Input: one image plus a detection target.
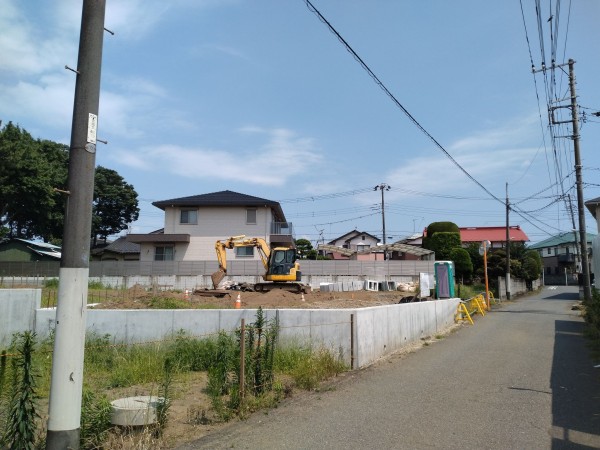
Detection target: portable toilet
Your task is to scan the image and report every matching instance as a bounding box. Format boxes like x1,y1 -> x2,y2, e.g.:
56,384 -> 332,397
434,261 -> 455,298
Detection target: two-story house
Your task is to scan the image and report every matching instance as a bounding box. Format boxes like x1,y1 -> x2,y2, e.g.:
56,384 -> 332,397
127,190 -> 293,262
529,232 -> 595,283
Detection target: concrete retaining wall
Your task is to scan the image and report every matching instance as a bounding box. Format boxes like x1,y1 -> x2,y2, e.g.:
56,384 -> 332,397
3,289 -> 459,369
0,274 -> 420,291
0,289 -> 41,346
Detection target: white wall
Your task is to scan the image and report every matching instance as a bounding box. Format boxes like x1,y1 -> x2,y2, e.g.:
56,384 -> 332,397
29,299 -> 460,368
1,289 -> 459,369
0,289 -> 41,347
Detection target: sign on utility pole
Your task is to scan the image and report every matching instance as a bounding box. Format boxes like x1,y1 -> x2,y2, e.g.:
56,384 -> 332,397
46,1 -> 106,449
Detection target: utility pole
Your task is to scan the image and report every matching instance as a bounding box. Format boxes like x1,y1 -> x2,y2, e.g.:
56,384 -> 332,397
374,183 -> 390,244
567,193 -> 581,275
46,1 -> 106,449
374,183 -> 390,261
569,59 -> 592,302
505,182 -> 511,300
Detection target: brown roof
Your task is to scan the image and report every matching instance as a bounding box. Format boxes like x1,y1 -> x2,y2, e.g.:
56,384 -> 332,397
127,233 -> 190,244
152,190 -> 286,221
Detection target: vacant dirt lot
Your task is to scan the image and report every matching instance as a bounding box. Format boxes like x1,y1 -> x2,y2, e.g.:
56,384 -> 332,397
89,284 -> 424,310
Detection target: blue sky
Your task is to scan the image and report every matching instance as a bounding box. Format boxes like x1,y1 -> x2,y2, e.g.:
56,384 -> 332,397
1,0 -> 599,246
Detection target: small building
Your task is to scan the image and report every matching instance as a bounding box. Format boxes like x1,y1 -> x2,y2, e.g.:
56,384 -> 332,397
91,236 -> 140,261
318,230 -> 434,261
319,230 -> 380,260
0,238 -> 61,262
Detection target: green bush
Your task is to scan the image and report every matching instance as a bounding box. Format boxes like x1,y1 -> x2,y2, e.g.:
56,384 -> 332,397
584,289 -> 600,339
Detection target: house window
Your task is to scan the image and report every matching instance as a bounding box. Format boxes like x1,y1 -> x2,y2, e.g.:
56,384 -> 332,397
155,246 -> 174,261
362,235 -> 365,240
180,209 -> 198,225
547,248 -> 551,255
246,208 -> 257,225
357,244 -> 370,252
236,246 -> 254,257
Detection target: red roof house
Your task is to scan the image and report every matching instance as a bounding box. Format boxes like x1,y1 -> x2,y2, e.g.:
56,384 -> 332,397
459,226 -> 529,248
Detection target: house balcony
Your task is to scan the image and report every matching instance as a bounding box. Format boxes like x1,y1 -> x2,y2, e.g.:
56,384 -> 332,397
270,222 -> 294,246
558,254 -> 575,264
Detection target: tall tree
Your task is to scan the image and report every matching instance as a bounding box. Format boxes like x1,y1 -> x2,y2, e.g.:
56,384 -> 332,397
0,122 -> 66,240
0,122 -> 139,244
92,167 -> 139,246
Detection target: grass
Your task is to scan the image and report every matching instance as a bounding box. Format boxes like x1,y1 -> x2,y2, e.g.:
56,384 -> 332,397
6,320 -> 349,448
456,283 -> 492,300
278,346 -> 347,390
32,331 -> 347,404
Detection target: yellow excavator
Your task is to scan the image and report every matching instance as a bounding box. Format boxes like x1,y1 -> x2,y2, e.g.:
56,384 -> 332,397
211,235 -> 306,293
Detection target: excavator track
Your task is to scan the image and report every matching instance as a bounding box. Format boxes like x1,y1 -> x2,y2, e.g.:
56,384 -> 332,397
254,282 -> 309,294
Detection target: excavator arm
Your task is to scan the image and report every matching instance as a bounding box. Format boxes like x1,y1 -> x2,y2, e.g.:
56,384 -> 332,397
211,235 -> 302,291
212,235 -> 243,288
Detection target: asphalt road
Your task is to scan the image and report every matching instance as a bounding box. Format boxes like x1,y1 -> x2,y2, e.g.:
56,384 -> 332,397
179,287 -> 600,449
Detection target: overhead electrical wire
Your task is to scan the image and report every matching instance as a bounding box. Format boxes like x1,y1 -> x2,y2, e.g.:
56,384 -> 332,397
519,0 -> 580,237
303,0 -> 505,207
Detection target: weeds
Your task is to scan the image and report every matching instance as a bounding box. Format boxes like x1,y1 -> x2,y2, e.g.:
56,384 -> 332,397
289,348 -> 347,390
80,388 -> 112,450
155,357 -> 175,436
1,332 -> 40,450
147,297 -> 190,309
2,320 -> 349,447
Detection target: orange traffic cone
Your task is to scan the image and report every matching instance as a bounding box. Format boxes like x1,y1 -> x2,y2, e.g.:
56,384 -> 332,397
235,293 -> 241,309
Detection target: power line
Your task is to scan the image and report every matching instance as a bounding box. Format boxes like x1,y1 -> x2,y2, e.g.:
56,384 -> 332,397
302,0 -> 504,206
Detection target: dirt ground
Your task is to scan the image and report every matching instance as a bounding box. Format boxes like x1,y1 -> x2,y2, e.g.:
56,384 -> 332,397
90,284 -> 424,310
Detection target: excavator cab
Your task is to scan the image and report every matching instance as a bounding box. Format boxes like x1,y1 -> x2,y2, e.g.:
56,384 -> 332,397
267,248 -> 298,277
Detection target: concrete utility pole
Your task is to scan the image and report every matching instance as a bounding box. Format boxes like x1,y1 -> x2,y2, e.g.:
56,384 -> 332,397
46,1 -> 106,449
374,183 -> 391,244
568,59 -> 592,302
505,182 -> 511,300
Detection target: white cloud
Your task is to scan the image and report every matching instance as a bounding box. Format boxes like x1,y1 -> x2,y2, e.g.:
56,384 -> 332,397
386,120 -> 541,200
113,128 -> 322,186
0,1 -> 78,76
0,73 -> 75,128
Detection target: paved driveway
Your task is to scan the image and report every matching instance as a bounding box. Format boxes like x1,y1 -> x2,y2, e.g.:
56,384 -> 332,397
179,287 -> 600,449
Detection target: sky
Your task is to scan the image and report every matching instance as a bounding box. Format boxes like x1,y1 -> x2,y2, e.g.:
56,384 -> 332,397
1,0 -> 600,247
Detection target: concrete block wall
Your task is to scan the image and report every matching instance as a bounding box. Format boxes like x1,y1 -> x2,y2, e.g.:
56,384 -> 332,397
0,289 -> 41,347
3,290 -> 459,369
33,300 -> 460,368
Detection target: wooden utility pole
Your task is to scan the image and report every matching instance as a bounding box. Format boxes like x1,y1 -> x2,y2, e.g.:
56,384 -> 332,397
568,59 -> 592,302
46,1 -> 106,448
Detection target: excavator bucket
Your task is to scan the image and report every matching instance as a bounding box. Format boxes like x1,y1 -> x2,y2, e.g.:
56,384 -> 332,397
211,269 -> 226,289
